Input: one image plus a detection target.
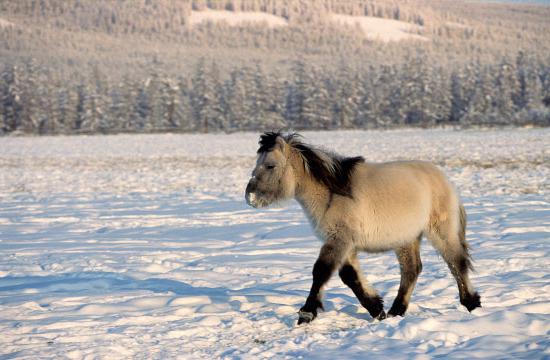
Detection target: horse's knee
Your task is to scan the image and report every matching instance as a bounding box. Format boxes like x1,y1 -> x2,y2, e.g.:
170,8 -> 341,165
402,269 -> 419,284
338,264 -> 359,287
407,257 -> 422,279
397,248 -> 422,281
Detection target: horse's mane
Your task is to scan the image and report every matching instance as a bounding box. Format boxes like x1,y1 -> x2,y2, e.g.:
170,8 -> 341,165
258,131 -> 365,197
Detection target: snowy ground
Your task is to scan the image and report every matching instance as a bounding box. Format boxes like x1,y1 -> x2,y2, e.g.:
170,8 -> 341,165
189,10 -> 288,28
329,14 -> 427,42
187,10 -> 427,42
0,128 -> 549,359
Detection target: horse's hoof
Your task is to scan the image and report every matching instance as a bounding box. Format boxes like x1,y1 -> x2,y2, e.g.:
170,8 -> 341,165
297,310 -> 316,325
461,292 -> 481,312
365,295 -> 385,320
388,302 -> 407,317
375,310 -> 387,321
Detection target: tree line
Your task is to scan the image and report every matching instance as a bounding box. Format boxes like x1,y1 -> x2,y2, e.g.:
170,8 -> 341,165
2,52 -> 548,135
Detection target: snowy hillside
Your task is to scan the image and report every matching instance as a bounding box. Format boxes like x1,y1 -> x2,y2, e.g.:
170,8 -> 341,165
188,10 -> 426,42
0,18 -> 15,29
0,129 -> 549,359
329,14 -> 427,42
188,10 -> 288,28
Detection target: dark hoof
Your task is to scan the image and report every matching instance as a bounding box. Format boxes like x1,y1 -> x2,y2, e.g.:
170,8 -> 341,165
364,295 -> 385,320
297,298 -> 323,325
461,292 -> 481,312
375,310 -> 387,321
388,302 -> 407,317
297,310 -> 316,324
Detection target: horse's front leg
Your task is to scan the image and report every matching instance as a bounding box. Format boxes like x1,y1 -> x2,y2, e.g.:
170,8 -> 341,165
298,240 -> 350,325
339,252 -> 386,320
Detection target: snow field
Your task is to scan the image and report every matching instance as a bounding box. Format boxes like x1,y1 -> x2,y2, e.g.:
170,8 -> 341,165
0,128 -> 549,359
188,9 -> 427,42
188,10 -> 288,28
329,14 -> 427,42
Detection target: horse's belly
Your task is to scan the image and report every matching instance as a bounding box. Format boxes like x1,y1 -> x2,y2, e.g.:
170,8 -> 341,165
354,207 -> 429,252
357,230 -> 421,253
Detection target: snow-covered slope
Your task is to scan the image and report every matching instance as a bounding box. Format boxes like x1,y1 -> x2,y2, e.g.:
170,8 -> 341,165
0,17 -> 14,29
0,129 -> 549,359
189,10 -> 288,28
187,10 -> 427,42
329,14 -> 427,42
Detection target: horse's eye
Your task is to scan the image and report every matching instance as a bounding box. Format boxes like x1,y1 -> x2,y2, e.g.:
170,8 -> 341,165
265,164 -> 276,170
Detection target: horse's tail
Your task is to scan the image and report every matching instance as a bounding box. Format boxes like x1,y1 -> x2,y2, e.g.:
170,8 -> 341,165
458,204 -> 473,271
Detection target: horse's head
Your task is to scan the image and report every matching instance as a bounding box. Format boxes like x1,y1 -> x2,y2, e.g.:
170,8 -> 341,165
245,132 -> 297,208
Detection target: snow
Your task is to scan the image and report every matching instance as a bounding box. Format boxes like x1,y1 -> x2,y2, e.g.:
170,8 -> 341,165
188,10 -> 288,28
187,10 -> 427,42
329,14 -> 428,42
1,128 -> 549,359
0,17 -> 15,29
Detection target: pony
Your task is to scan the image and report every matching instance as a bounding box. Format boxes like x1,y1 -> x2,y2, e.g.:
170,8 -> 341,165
245,131 -> 481,324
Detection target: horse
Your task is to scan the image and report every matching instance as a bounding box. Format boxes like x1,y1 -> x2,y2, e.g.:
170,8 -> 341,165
245,131 -> 481,324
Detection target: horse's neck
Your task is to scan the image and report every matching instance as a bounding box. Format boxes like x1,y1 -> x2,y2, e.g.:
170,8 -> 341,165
294,170 -> 331,229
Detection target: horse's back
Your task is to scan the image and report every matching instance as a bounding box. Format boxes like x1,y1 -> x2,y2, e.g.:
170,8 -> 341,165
355,160 -> 454,204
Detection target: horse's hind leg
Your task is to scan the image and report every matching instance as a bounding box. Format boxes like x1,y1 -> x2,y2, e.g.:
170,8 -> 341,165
339,252 -> 386,320
388,235 -> 422,317
428,205 -> 481,312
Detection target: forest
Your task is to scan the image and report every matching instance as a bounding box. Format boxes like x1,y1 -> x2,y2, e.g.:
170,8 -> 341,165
1,0 -> 549,134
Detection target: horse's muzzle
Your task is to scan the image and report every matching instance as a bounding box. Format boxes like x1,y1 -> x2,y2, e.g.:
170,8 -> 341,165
245,181 -> 258,208
245,191 -> 259,208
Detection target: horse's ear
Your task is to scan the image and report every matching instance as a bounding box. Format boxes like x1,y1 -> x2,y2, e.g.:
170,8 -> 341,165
276,136 -> 287,152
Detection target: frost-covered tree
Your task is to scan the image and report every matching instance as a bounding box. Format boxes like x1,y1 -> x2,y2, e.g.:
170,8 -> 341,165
0,65 -> 23,132
450,70 -> 467,123
176,77 -> 195,131
19,59 -> 42,132
56,87 -> 77,133
225,68 -> 247,130
191,58 -> 222,132
161,79 -> 181,129
135,81 -> 152,131
332,65 -> 360,129
463,64 -> 495,126
493,61 -> 518,123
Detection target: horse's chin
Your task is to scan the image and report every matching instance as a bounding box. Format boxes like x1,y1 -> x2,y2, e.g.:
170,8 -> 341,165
250,202 -> 265,209
245,192 -> 272,208
248,201 -> 270,209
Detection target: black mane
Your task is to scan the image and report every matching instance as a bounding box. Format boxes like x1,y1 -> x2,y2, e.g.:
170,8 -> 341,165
257,131 -> 285,153
257,131 -> 364,197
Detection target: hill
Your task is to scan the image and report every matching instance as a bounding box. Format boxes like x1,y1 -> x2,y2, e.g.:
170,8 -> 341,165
0,0 -> 549,134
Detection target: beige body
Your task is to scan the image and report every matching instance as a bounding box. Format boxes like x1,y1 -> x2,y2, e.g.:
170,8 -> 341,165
306,161 -> 459,254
